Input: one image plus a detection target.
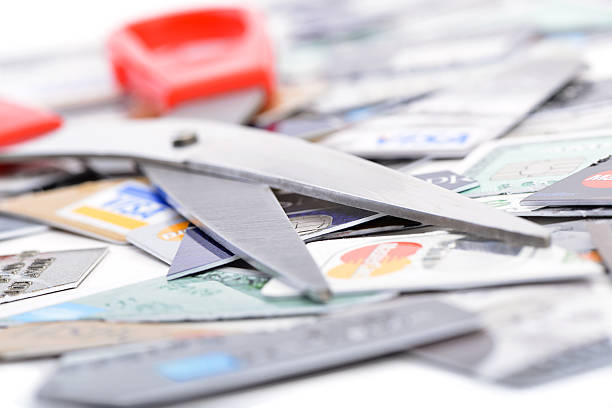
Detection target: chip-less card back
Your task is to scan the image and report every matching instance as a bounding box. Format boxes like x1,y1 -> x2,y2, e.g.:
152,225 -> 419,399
126,216 -> 190,264
459,132 -> 612,197
0,179 -> 178,243
0,247 -> 107,304
521,157 -> 612,206
262,231 -> 602,297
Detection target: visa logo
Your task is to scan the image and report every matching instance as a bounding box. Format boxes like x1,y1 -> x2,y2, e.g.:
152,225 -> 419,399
377,132 -> 469,146
102,186 -> 169,220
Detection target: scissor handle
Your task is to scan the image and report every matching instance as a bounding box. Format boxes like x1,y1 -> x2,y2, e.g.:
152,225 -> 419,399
0,100 -> 62,148
107,7 -> 276,113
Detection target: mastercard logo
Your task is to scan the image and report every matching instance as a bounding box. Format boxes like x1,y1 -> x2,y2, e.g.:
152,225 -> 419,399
326,241 -> 422,279
156,221 -> 189,242
582,170 -> 612,188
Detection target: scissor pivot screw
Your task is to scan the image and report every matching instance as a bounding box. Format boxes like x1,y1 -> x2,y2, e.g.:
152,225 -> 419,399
172,131 -> 199,147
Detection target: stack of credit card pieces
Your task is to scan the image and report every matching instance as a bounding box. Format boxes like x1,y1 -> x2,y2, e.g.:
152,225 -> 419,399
5,0 -> 612,406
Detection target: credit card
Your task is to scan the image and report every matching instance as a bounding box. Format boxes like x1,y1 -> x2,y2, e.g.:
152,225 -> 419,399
526,206 -> 612,217
414,282 -> 612,386
254,82 -> 326,127
414,170 -> 479,192
161,190 -> 385,279
167,206 -> 383,280
0,178 -> 178,243
0,160 -> 84,197
126,216 -> 190,264
509,79 -> 612,138
545,220 -> 598,256
38,299 -> 478,407
320,53 -> 581,158
125,190 -> 384,270
474,193 -> 544,215
307,216 -> 421,241
586,221 -> 612,272
0,215 -> 47,240
459,131 -> 612,197
521,156 -> 612,206
1,267 -> 391,324
0,247 -> 107,304
262,231 -> 602,297
167,228 -> 238,280
278,191 -> 384,232
289,206 -> 382,240
0,320 -> 225,360
0,48 -> 120,110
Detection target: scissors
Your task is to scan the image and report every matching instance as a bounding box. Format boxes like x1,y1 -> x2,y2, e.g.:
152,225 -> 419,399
0,117 -> 550,301
0,7 -> 550,302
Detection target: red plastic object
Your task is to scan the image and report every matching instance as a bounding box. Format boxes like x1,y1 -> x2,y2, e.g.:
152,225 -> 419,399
107,7 -> 276,113
0,100 -> 62,147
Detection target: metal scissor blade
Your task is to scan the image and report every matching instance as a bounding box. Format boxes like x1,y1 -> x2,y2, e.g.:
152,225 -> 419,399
1,118 -> 549,247
142,164 -> 331,302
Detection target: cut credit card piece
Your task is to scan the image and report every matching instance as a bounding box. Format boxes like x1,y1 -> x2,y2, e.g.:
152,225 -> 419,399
1,268 -> 391,325
320,53 -> 581,158
262,231 -> 602,297
475,193 -> 545,215
526,207 -> 612,218
459,131 -> 612,197
0,160 -> 85,197
38,299 -> 479,407
414,170 -> 479,193
167,207 -> 397,280
0,321 -> 224,361
0,215 -> 47,240
509,79 -> 612,138
129,193 -> 384,270
167,207 -> 384,280
586,221 -> 612,272
0,48 -> 119,110
309,217 -> 421,241
289,205 -> 382,240
279,190 -> 384,240
126,216 -> 190,264
0,178 -> 178,243
545,220 -> 598,256
0,247 -> 106,304
521,156 -> 612,206
144,163 -> 331,302
168,228 -> 238,280
414,282 -> 612,386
